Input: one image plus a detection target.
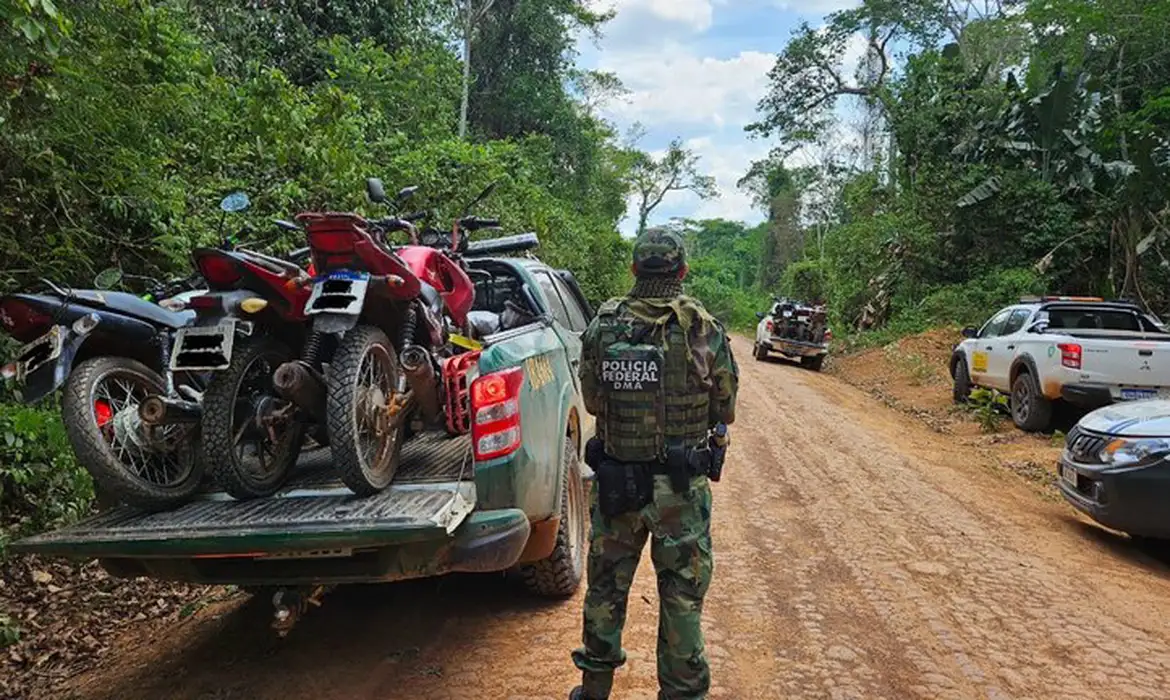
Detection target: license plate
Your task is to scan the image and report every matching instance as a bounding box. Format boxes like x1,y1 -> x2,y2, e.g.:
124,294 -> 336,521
782,310 -> 792,318
15,326 -> 64,382
1060,464 -> 1079,488
1120,388 -> 1158,401
170,320 -> 237,371
306,270 -> 369,316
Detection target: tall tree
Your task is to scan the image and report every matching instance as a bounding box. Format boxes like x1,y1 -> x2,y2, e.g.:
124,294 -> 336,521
628,139 -> 718,236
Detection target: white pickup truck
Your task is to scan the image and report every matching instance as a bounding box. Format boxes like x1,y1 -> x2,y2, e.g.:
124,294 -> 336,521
950,297 -> 1170,432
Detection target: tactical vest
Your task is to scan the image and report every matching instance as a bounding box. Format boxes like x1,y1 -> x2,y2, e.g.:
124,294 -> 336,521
595,299 -> 710,462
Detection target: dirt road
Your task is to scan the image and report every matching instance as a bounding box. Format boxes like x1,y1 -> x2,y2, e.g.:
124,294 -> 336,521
56,336 -> 1170,700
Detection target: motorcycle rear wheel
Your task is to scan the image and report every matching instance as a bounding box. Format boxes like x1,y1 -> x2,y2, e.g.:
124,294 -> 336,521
62,356 -> 202,512
203,337 -> 307,499
326,325 -> 407,496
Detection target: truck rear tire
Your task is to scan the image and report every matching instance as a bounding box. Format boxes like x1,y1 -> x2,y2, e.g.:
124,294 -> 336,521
801,355 -> 825,372
519,437 -> 585,598
1011,371 -> 1052,432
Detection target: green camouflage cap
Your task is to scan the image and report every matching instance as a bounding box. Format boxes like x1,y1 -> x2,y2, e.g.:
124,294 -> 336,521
632,227 -> 686,276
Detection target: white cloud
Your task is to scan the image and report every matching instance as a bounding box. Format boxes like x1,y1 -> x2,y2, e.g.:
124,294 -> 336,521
590,0 -> 714,32
772,0 -> 860,15
600,47 -> 774,128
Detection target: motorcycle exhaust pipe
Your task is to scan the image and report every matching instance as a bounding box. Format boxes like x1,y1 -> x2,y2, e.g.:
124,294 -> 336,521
139,395 -> 202,426
273,361 -> 326,422
400,346 -> 442,424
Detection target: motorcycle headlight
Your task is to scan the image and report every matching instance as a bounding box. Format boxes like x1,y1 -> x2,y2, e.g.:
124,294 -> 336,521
1100,437 -> 1170,467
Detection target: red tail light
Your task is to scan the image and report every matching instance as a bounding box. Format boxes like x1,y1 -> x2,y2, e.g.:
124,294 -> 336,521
1058,343 -> 1082,369
308,232 -> 357,253
0,297 -> 52,341
186,295 -> 221,310
195,254 -> 242,287
470,367 -> 524,460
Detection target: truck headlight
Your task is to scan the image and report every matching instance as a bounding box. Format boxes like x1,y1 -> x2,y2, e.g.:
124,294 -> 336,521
1100,437 -> 1170,466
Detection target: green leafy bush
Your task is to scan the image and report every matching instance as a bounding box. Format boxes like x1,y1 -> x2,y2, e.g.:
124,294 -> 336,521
0,401 -> 92,539
967,387 -> 1009,433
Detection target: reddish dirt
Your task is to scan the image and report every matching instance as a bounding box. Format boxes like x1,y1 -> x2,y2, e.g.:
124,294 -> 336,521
13,334 -> 1170,699
829,327 -> 1065,490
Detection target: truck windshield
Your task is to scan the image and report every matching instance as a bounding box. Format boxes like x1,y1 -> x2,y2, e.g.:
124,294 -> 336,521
1039,308 -> 1150,332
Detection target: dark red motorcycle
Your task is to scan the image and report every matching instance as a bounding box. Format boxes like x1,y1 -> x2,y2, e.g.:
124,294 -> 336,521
272,181 -> 498,495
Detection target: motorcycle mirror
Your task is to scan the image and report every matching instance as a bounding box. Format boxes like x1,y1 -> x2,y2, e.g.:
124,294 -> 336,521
220,191 -> 250,213
94,267 -> 123,290
366,178 -> 387,203
394,185 -> 418,203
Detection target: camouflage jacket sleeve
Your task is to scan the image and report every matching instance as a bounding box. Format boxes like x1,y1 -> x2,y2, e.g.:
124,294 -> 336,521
578,314 -> 603,416
704,320 -> 739,425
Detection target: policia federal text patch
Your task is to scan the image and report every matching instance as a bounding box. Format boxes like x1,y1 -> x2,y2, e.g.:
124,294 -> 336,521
601,346 -> 663,392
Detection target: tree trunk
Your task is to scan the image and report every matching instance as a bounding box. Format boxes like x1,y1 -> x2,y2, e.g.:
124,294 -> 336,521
459,0 -> 472,140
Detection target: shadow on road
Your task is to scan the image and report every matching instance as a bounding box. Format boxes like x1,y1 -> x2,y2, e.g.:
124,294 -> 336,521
74,573 -> 564,700
1061,516 -> 1170,577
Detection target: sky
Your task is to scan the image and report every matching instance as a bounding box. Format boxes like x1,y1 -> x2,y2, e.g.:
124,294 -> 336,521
575,0 -> 865,236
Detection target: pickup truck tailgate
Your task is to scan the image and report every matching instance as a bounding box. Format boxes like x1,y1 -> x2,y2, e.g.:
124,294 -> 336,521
13,433 -> 475,559
1068,332 -> 1170,391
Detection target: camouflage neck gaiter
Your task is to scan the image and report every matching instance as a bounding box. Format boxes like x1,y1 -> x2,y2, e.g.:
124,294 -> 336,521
630,276 -> 683,299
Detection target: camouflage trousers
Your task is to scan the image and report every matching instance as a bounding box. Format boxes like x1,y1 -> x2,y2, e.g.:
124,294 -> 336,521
572,474 -> 714,700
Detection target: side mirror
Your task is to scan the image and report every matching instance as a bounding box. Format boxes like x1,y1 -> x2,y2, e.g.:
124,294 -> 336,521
94,267 -> 123,290
961,325 -> 979,339
756,312 -> 766,320
219,192 -> 250,213
366,178 -> 387,203
395,185 -> 418,203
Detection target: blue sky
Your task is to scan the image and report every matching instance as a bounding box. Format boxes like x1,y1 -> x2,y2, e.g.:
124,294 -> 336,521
575,0 -> 865,235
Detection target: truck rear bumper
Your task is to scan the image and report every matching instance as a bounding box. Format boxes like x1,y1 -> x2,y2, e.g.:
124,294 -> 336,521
762,338 -> 826,357
1062,383 -> 1115,410
94,507 -> 532,587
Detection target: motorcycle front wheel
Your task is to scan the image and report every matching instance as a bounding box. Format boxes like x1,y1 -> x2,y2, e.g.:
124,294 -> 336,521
326,325 -> 407,496
202,336 -> 307,500
61,356 -> 202,512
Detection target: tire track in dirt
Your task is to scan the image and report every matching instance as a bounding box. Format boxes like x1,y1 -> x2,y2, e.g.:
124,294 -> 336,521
40,336 -> 1170,700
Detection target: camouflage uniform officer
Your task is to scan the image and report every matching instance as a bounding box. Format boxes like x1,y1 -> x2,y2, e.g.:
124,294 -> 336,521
570,227 -> 739,700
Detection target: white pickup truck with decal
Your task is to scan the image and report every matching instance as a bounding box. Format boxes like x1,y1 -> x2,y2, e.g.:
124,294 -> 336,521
950,297 -> 1170,432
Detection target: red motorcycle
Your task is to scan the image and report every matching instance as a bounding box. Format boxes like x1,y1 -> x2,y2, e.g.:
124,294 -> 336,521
274,181 -> 498,495
147,210 -> 321,500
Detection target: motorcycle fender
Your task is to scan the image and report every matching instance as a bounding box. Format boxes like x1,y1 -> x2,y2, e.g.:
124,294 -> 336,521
314,312 -> 359,336
20,327 -> 90,404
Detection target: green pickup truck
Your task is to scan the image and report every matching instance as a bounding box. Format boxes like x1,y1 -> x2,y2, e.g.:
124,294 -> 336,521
12,238 -> 596,632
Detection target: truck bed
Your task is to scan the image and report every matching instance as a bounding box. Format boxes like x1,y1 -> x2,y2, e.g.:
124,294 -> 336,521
13,431 -> 475,559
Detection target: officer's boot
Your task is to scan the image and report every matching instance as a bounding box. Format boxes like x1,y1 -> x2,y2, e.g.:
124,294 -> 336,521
568,687 -> 607,700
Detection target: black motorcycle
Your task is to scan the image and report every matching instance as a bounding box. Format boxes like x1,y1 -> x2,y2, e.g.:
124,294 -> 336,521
0,269 -> 207,511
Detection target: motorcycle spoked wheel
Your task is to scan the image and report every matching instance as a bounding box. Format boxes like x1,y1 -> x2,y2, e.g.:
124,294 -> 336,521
326,325 -> 409,496
202,336 -> 307,500
61,356 -> 203,512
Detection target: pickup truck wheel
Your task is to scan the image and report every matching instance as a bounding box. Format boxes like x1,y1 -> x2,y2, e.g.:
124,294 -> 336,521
753,343 -> 768,361
520,437 -> 586,598
801,355 -> 825,372
952,358 -> 972,403
1011,372 -> 1053,432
